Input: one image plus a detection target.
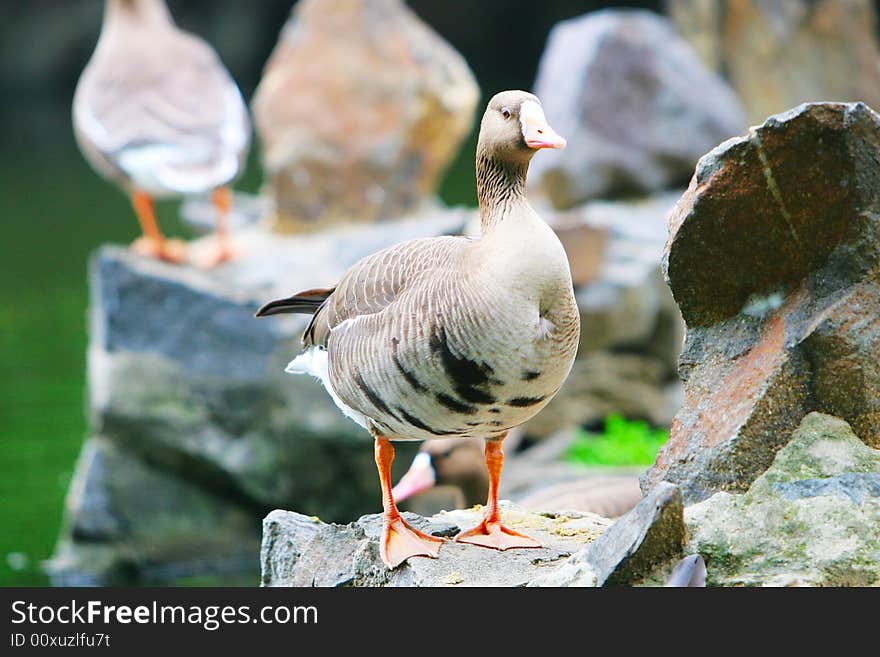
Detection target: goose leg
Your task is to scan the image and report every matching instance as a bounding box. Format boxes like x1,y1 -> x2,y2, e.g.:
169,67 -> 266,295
195,187 -> 237,268
130,191 -> 187,263
455,435 -> 542,550
375,436 -> 443,568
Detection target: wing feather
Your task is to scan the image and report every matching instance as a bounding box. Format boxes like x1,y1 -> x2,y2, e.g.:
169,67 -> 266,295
303,235 -> 472,349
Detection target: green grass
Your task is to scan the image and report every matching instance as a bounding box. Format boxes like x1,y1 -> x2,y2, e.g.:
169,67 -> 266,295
566,415 -> 669,468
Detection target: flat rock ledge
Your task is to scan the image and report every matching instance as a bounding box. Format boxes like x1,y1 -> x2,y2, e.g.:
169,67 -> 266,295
261,484 -> 686,587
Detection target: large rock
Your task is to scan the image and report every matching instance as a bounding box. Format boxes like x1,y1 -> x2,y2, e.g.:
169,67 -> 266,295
252,0 -> 479,232
686,413 -> 880,586
668,0 -> 880,125
643,102 -> 880,504
529,9 -> 745,209
52,209 -> 468,585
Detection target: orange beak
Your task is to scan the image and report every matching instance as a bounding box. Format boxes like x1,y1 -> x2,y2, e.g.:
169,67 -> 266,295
521,100 -> 566,150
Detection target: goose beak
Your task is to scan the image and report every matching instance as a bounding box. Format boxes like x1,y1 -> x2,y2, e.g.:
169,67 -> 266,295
521,100 -> 566,150
391,452 -> 436,503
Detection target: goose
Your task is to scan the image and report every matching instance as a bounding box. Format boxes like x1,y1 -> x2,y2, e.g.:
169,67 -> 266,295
257,90 -> 578,568
73,0 -> 250,266
392,437 -> 643,519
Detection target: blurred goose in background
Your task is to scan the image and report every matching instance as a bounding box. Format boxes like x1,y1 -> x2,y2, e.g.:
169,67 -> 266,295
393,437 -> 643,518
73,0 -> 250,266
257,91 -> 576,568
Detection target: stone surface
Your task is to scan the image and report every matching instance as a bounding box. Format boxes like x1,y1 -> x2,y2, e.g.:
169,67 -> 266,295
529,482 -> 685,587
252,0 -> 479,232
52,209 -> 468,585
668,0 -> 880,125
644,102 -> 880,503
529,9 -> 745,208
261,503 -> 612,587
48,437 -> 260,586
686,413 -> 880,586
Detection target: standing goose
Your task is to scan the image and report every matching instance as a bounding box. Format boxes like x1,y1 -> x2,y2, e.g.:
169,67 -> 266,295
257,90 -> 579,568
73,0 -> 250,266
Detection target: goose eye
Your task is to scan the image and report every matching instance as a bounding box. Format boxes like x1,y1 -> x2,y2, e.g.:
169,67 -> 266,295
501,107 -> 511,119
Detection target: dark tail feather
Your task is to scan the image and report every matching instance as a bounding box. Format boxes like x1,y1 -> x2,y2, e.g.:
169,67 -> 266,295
255,288 -> 333,317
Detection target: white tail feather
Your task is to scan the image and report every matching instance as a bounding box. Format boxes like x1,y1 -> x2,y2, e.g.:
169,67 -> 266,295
286,348 -> 368,429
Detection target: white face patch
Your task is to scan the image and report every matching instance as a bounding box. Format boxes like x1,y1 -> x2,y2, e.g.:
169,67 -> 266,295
412,452 -> 435,480
519,100 -> 548,134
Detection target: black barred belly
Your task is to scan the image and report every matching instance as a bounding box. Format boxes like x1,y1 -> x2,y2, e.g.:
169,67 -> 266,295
362,327 -> 557,441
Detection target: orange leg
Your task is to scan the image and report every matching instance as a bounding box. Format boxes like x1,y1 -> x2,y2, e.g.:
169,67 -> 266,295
195,187 -> 237,268
130,191 -> 186,263
375,436 -> 443,568
455,435 -> 542,550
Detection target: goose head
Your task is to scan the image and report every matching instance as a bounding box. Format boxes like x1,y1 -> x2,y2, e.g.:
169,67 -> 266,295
478,90 -> 566,161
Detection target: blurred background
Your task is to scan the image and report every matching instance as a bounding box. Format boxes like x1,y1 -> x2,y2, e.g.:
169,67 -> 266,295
3,0 -> 879,586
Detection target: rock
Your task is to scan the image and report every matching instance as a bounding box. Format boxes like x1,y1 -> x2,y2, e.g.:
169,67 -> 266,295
48,437 -> 260,586
53,209 -> 468,585
668,0 -> 880,125
524,193 -> 686,436
644,102 -> 880,504
529,9 -> 745,208
261,503 -> 613,587
252,0 -> 479,232
546,216 -> 608,288
530,482 -> 684,586
686,412 -> 880,586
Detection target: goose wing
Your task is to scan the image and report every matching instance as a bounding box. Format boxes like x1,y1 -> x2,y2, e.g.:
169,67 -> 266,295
307,235 -> 472,348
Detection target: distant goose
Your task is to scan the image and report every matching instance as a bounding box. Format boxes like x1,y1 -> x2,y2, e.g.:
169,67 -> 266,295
393,437 -> 643,518
73,0 -> 250,266
257,91 -> 578,568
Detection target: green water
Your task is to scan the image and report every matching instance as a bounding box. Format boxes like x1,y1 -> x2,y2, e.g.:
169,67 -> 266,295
0,125 -> 477,586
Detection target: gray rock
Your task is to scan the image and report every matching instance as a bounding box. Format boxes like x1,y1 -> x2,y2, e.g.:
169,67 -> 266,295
668,0 -> 880,125
48,437 -> 260,586
530,9 -> 745,208
530,482 -> 684,587
686,412 -> 880,586
261,502 -> 613,587
644,102 -> 880,503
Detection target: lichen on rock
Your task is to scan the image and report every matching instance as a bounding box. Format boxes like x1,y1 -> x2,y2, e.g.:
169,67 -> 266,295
686,413 -> 880,587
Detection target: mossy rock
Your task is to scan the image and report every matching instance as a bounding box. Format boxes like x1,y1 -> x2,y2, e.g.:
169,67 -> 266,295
686,412 -> 880,586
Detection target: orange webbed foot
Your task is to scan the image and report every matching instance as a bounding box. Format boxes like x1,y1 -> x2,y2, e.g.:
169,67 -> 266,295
131,236 -> 188,264
192,240 -> 241,269
381,515 -> 444,569
455,518 -> 542,551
